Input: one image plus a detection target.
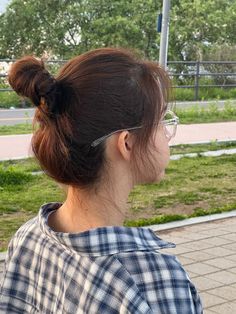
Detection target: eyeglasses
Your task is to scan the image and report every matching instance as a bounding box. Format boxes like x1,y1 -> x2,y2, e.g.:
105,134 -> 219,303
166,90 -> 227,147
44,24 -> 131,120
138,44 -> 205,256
161,110 -> 179,141
91,110 -> 179,147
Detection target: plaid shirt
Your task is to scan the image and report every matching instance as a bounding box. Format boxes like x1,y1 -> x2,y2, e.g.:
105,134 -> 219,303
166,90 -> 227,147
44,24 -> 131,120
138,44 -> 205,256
0,202 -> 202,313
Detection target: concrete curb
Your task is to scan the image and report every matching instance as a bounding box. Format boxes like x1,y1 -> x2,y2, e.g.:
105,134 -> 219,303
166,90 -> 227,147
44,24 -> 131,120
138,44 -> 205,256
170,148 -> 236,160
170,138 -> 236,146
146,209 -> 236,232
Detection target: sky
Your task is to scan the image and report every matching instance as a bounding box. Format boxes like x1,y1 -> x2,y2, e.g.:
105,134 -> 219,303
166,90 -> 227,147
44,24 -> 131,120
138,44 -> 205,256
0,0 -> 10,14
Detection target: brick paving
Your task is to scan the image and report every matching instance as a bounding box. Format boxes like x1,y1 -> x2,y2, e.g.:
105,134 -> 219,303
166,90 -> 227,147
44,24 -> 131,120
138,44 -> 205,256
158,217 -> 236,313
1,217 -> 236,312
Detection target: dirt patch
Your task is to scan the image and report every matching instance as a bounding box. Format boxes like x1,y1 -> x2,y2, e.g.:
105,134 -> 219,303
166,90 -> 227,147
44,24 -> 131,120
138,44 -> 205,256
126,200 -> 211,221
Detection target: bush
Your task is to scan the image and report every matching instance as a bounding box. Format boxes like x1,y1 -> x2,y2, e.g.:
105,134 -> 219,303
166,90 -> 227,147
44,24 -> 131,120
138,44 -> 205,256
0,166 -> 33,186
175,101 -> 236,124
174,88 -> 194,101
174,87 -> 236,101
0,92 -> 32,108
0,87 -> 235,109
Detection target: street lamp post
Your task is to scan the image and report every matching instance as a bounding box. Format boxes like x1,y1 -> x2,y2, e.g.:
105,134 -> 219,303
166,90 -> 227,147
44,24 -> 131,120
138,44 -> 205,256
159,0 -> 171,69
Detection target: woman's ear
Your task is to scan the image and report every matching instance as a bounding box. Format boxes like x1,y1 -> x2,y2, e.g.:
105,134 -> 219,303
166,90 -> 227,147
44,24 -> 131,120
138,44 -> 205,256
117,131 -> 134,161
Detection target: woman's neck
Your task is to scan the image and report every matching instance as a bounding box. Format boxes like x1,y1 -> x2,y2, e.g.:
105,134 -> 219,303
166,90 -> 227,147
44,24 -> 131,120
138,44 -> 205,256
48,180 -> 132,233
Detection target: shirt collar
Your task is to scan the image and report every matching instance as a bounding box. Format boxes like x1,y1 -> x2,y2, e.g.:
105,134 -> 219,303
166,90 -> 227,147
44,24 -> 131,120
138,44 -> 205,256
38,202 -> 175,257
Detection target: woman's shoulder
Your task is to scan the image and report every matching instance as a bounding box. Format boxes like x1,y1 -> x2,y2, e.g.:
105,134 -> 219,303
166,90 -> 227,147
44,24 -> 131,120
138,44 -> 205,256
6,215 -> 38,253
113,250 -> 202,313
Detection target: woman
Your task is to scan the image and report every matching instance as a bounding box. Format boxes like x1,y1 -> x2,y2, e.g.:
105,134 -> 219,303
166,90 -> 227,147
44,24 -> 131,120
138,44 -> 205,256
0,48 -> 202,313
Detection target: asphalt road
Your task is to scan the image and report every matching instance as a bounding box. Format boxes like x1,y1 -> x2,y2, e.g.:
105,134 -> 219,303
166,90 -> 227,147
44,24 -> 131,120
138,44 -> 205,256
0,100 -> 235,126
0,108 -> 34,126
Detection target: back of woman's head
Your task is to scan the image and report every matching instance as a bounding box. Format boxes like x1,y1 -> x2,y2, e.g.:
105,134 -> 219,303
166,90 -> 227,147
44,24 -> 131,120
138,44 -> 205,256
8,48 -> 171,188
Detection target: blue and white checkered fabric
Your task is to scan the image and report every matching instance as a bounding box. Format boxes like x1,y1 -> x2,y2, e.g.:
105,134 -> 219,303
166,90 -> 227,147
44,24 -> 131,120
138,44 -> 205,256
0,202 -> 202,313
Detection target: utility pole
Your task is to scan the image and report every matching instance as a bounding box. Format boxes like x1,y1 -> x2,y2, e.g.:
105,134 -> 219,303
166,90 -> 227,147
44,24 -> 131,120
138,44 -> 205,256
159,0 -> 171,69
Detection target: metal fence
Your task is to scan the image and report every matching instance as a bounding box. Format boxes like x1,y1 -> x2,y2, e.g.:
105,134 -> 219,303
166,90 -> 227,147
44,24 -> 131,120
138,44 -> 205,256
168,61 -> 236,100
1,59 -> 236,101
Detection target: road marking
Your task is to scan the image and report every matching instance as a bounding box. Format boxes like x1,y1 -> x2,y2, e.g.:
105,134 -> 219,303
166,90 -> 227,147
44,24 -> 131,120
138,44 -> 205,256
0,118 -> 33,121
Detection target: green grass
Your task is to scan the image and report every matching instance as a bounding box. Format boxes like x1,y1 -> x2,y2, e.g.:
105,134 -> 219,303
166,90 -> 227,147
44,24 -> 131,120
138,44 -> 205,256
125,203 -> 236,227
0,212 -> 36,251
0,166 -> 64,251
1,86 -> 236,108
126,154 -> 236,225
125,214 -> 186,227
0,166 -> 33,186
0,152 -> 235,251
175,87 -> 236,101
175,102 -> 236,124
0,158 -> 41,173
0,92 -> 31,109
0,123 -> 33,135
0,173 -> 64,215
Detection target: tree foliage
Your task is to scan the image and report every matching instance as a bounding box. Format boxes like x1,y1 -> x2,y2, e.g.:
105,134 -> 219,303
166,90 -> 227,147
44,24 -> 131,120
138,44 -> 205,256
170,0 -> 236,61
0,0 -> 235,61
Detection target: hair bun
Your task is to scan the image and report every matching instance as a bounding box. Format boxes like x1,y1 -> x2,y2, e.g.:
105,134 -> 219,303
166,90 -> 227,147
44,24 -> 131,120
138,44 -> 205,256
8,56 -> 59,113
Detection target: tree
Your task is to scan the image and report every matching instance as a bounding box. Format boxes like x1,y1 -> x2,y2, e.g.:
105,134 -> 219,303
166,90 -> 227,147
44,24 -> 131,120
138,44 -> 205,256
81,0 -> 162,58
0,0 -> 85,58
0,0 -> 235,62
169,0 -> 236,61
0,0 -> 161,59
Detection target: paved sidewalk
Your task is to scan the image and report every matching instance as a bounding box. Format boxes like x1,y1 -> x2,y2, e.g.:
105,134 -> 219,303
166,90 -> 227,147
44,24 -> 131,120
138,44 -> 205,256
1,216 -> 236,312
0,133 -> 33,160
170,121 -> 236,145
158,217 -> 236,313
0,121 -> 236,160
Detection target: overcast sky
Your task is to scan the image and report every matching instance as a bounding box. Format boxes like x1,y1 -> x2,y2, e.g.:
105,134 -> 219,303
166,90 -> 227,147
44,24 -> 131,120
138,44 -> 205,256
0,0 -> 10,14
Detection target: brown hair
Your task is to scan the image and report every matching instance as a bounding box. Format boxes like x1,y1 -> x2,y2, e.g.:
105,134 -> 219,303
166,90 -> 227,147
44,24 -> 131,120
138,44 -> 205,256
8,48 -> 171,188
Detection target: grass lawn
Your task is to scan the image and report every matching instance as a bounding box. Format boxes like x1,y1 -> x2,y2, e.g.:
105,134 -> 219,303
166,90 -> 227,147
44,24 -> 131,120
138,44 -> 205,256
0,157 -> 41,173
175,102 -> 236,124
0,152 -> 236,251
0,88 -> 236,108
0,123 -> 33,135
126,154 -> 236,226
